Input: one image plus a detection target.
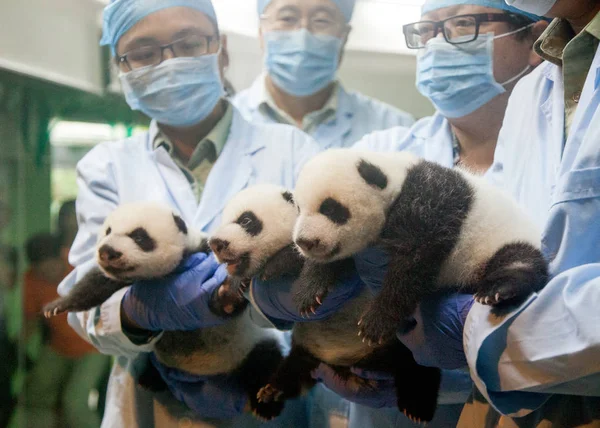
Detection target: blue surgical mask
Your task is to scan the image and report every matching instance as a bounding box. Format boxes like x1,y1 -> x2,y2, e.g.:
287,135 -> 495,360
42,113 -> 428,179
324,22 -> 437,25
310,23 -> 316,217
505,0 -> 556,16
119,55 -> 224,127
264,29 -> 342,97
416,27 -> 532,118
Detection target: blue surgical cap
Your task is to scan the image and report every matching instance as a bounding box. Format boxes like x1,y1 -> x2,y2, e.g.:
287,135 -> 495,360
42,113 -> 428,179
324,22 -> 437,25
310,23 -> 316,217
101,0 -> 218,54
257,0 -> 356,23
421,0 -> 543,22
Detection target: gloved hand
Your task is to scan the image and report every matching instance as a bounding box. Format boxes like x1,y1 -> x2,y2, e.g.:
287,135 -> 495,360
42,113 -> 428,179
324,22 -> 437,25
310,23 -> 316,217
397,291 -> 474,370
251,271 -> 365,328
311,364 -> 397,408
150,354 -> 247,420
121,252 -> 228,332
354,246 -> 474,370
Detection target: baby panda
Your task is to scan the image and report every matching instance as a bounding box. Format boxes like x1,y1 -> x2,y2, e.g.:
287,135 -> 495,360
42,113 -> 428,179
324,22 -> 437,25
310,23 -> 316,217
293,149 -> 549,346
43,201 -> 208,317
210,184 -> 443,424
43,201 -> 286,421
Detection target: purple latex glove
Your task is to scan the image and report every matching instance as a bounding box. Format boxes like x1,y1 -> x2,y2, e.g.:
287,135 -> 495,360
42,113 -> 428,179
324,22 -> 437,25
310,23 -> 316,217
251,271 -> 365,329
397,292 -> 474,370
122,252 -> 229,331
151,354 -> 247,419
311,364 -> 397,409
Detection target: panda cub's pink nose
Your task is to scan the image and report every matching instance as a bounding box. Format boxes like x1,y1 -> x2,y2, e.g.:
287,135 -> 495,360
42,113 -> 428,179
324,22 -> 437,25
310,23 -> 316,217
296,238 -> 320,252
98,245 -> 122,263
210,238 -> 229,255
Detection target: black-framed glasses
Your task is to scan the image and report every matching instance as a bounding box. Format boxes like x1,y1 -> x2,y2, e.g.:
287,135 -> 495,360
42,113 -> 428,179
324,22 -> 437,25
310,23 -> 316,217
117,34 -> 219,71
403,13 -> 522,49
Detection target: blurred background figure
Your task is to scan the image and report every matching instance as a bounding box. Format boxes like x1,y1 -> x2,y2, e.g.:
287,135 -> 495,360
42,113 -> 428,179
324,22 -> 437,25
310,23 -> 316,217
11,200 -> 111,428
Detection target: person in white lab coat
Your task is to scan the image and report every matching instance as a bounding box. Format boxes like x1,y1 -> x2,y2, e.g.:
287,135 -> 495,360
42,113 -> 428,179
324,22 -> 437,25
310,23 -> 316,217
250,1 -> 548,427
57,1 -> 320,426
232,0 -> 415,149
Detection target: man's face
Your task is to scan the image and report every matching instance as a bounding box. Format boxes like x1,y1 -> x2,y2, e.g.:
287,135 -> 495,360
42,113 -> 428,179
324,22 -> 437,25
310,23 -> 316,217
259,0 -> 351,59
116,7 -> 221,73
421,5 -> 535,87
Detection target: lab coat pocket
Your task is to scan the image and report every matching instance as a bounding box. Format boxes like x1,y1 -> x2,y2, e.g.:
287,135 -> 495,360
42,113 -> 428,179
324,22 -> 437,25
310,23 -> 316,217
551,167 -> 600,205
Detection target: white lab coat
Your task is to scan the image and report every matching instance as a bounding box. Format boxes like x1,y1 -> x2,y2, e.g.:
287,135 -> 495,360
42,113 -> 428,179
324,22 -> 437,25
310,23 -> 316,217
461,45 -> 600,426
232,76 -> 415,149
58,108 -> 320,427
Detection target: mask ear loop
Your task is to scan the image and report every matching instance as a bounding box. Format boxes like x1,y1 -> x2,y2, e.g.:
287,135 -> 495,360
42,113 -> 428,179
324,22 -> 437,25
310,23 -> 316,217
492,23 -> 536,86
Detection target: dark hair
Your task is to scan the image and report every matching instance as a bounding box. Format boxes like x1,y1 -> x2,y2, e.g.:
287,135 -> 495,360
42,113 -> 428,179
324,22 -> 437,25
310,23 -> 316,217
25,233 -> 62,264
57,199 -> 77,245
505,12 -> 536,42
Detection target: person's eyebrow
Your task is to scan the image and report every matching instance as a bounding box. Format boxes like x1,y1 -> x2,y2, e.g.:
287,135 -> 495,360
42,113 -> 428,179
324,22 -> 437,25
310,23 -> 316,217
121,37 -> 160,54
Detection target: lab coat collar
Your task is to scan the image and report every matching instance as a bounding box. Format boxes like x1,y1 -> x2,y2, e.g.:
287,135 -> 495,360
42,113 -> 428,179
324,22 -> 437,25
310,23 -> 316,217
245,75 -> 355,149
413,112 -> 451,139
145,108 -> 263,231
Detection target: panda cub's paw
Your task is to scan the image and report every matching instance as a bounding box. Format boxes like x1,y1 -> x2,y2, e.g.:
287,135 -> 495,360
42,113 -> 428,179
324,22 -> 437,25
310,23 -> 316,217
292,278 -> 329,318
42,299 -> 67,318
249,394 -> 285,421
358,306 -> 398,347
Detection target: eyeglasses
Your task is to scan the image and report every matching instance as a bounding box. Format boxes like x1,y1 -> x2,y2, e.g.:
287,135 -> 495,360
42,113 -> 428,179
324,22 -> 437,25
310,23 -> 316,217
260,11 -> 346,36
117,34 -> 219,71
403,13 -> 523,49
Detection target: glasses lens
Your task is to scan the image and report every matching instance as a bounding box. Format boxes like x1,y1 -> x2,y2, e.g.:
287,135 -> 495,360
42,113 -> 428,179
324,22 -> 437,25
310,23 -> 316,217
444,15 -> 478,44
172,34 -> 212,58
126,46 -> 162,69
404,22 -> 435,48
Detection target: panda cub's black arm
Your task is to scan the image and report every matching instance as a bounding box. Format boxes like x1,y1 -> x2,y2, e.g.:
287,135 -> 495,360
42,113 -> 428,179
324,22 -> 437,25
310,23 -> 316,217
43,268 -> 128,318
259,244 -> 305,281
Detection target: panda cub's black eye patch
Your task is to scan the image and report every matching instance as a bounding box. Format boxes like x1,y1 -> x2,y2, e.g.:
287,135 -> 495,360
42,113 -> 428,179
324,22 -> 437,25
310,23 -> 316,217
319,198 -> 350,225
128,228 -> 156,252
236,211 -> 263,236
106,227 -> 112,236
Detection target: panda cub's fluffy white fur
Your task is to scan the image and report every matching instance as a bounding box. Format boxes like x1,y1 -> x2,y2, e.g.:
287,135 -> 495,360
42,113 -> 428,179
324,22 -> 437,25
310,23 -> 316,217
44,201 -> 285,421
293,149 -> 548,344
210,184 -> 443,423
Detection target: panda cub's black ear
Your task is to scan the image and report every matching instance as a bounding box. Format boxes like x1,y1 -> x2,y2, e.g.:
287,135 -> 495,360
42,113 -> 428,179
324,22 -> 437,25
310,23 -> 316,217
282,191 -> 295,205
173,214 -> 188,235
357,159 -> 388,190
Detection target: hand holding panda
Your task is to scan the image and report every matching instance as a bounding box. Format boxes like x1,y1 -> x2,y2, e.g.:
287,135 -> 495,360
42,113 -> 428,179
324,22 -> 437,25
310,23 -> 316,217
43,201 -> 288,421
210,184 -> 443,424
293,149 -> 549,346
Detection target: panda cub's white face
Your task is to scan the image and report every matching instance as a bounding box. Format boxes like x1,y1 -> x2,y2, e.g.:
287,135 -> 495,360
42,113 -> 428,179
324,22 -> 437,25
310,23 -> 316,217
293,149 -> 418,262
95,202 -> 192,281
210,184 -> 298,278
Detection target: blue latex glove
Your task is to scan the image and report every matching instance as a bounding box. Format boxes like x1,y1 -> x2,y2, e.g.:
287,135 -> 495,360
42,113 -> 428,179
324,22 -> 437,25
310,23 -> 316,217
122,252 -> 229,331
354,247 -> 474,370
397,291 -> 474,370
150,354 -> 247,419
311,364 -> 397,409
251,271 -> 365,328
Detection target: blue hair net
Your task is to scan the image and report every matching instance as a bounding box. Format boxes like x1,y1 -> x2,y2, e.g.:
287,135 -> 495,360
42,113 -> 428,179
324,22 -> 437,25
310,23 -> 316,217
101,0 -> 218,54
257,0 -> 356,23
421,0 -> 543,22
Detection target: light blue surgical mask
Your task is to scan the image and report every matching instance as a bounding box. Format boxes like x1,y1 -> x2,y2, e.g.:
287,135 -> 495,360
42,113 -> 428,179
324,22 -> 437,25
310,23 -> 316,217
505,0 -> 556,16
264,29 -> 343,97
119,54 -> 224,127
416,27 -> 532,119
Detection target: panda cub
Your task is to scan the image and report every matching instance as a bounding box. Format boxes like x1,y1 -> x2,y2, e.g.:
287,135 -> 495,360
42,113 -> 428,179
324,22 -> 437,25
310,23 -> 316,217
293,149 -> 549,345
210,184 -> 443,424
43,201 -> 286,421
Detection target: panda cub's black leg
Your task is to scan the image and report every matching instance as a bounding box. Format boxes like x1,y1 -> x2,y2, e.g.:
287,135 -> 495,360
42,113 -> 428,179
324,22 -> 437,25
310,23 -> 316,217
256,344 -> 320,406
475,242 -> 549,311
43,269 -> 128,318
234,339 -> 285,421
138,361 -> 168,392
358,255 -> 440,345
259,244 -> 305,281
292,258 -> 355,317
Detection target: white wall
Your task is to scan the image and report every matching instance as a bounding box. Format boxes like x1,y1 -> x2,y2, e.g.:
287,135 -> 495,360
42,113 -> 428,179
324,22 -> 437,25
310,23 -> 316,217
0,0 -> 105,93
225,32 -> 434,119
